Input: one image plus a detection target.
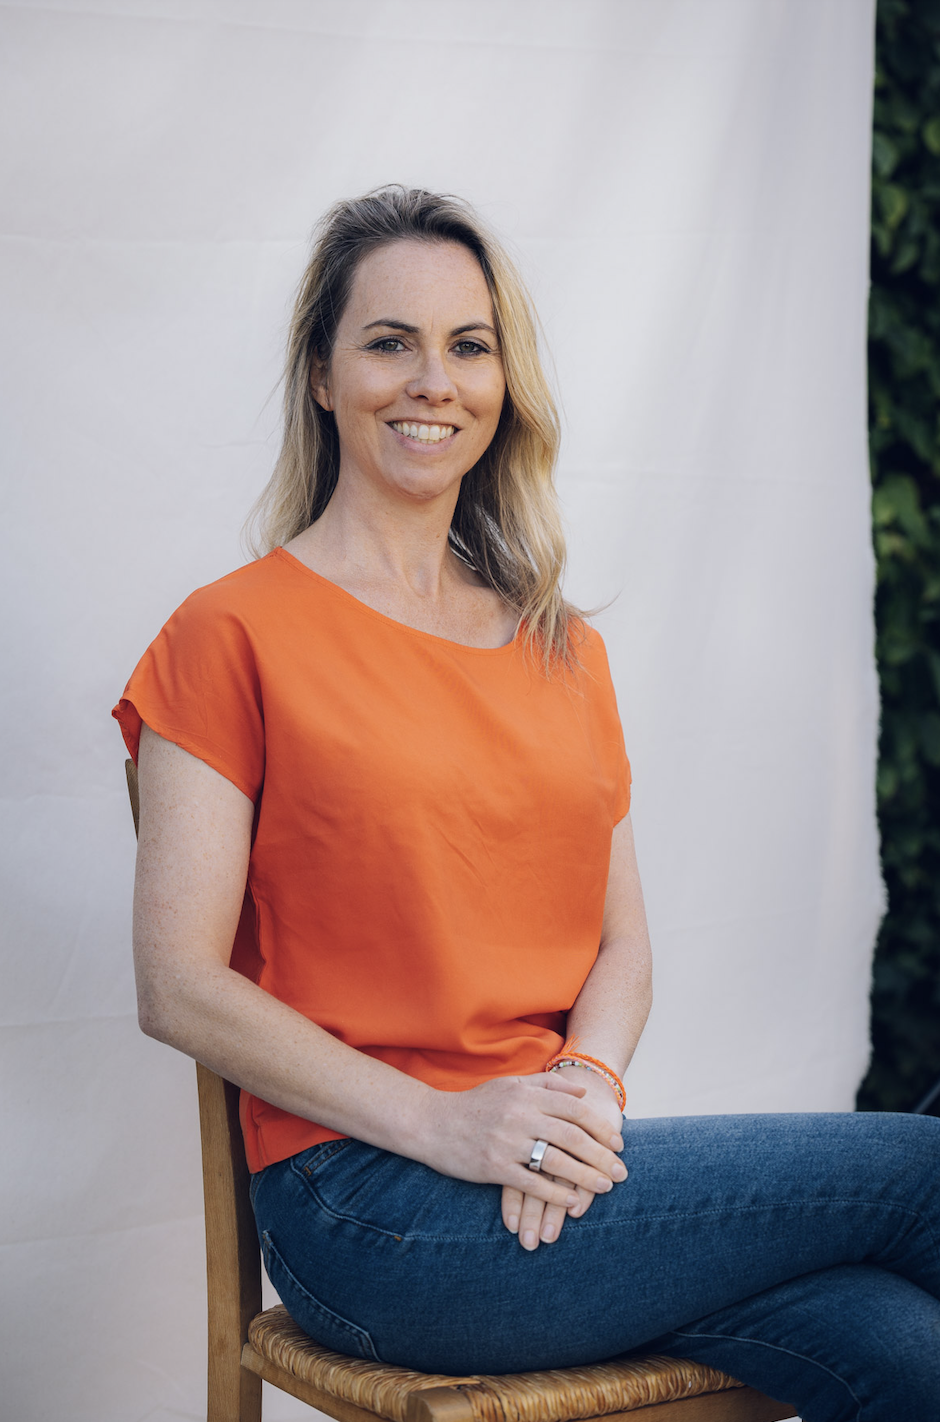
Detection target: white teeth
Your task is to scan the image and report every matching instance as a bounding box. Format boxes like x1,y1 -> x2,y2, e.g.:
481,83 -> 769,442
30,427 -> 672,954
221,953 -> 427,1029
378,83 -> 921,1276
390,421 -> 455,443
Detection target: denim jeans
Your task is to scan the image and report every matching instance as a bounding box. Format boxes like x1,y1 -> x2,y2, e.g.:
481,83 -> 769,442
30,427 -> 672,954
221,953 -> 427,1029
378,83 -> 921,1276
250,1112 -> 940,1421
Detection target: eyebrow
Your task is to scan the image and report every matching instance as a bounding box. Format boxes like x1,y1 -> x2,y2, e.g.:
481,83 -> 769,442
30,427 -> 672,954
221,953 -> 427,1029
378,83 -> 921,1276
362,318 -> 498,338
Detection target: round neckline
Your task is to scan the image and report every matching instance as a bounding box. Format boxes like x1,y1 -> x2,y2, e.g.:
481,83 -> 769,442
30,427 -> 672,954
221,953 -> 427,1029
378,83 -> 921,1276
272,546 -> 522,655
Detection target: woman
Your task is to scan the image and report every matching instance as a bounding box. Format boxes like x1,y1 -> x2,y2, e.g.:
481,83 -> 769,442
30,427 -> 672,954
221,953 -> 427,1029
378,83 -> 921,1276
115,186 -> 940,1421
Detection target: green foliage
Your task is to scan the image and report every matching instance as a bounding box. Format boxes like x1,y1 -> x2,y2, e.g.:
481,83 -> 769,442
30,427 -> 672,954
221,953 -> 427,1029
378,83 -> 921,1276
858,0 -> 940,1111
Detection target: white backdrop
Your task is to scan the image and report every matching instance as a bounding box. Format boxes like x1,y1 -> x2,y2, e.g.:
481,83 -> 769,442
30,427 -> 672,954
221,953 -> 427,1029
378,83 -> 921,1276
1,2 -> 876,1419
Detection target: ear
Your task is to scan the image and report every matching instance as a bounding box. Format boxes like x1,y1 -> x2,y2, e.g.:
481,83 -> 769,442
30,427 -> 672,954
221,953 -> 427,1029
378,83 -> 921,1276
310,357 -> 332,412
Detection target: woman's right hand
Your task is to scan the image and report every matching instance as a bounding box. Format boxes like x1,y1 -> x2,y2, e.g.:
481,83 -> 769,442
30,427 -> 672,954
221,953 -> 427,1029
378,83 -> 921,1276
501,1068 -> 627,1249
416,1071 -> 626,1211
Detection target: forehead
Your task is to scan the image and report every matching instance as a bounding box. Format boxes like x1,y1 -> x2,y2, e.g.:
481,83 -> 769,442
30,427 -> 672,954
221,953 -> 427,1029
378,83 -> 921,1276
345,239 -> 493,322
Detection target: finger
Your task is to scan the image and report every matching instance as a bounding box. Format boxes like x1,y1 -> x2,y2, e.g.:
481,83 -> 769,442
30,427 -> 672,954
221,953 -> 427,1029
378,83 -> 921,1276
565,1183 -> 595,1218
538,1185 -> 569,1244
538,1087 -> 625,1153
535,1118 -> 627,1184
534,1137 -> 622,1194
501,1184 -> 524,1234
504,1167 -> 582,1211
531,1143 -> 622,1196
518,1190 -> 547,1252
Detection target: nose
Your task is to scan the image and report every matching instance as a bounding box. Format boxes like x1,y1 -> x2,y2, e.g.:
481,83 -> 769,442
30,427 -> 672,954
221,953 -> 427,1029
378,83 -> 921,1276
405,349 -> 457,405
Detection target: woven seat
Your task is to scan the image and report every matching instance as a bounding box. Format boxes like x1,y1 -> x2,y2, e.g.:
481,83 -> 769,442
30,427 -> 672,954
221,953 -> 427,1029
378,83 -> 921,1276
244,1305 -> 788,1422
124,759 -> 793,1422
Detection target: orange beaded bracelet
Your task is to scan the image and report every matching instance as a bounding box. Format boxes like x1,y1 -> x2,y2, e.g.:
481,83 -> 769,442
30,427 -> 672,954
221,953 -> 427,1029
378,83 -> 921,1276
545,1039 -> 626,1112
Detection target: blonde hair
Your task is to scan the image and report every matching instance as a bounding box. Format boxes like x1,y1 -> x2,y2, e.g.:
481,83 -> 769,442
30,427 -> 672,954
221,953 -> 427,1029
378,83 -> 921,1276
248,185 -> 581,665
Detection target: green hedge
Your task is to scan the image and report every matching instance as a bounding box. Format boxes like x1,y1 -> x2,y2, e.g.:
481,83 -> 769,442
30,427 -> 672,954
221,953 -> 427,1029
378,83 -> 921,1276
858,0 -> 940,1110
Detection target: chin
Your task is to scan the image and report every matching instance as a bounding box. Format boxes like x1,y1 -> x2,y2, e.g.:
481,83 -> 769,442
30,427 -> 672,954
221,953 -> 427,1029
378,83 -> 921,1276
384,466 -> 464,503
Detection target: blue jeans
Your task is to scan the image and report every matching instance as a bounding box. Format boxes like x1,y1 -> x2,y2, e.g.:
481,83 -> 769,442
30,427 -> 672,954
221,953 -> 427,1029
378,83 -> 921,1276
250,1112 -> 940,1421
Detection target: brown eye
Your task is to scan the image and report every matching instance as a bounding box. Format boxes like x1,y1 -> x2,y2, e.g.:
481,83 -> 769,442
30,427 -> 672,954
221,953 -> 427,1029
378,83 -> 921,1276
368,337 -> 407,353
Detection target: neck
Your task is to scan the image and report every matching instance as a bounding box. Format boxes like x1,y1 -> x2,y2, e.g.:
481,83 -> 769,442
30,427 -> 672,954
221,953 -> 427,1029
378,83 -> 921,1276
292,468 -> 468,601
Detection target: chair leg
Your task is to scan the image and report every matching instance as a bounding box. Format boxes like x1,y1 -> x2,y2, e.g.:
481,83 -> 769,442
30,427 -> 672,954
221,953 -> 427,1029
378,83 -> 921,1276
207,1346 -> 261,1422
197,1063 -> 264,1422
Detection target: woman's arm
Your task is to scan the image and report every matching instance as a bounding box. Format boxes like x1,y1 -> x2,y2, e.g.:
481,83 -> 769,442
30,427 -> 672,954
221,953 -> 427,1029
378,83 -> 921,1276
501,813 -> 652,1249
564,812 -> 653,1076
133,725 -> 626,1208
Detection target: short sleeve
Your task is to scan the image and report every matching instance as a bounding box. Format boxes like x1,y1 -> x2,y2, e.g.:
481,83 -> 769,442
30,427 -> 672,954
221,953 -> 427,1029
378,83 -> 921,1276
613,729 -> 632,823
579,625 -> 631,825
112,583 -> 265,802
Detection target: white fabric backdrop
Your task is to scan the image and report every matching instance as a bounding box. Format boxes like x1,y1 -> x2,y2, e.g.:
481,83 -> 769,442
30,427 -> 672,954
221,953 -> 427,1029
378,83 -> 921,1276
0,2 -> 875,1419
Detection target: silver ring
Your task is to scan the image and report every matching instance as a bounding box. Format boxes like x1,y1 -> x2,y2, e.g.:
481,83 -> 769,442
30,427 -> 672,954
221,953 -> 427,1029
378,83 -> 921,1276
528,1139 -> 549,1172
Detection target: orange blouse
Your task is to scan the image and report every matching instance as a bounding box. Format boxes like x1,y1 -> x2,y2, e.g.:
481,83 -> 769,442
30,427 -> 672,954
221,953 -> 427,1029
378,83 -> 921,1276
114,548 -> 630,1172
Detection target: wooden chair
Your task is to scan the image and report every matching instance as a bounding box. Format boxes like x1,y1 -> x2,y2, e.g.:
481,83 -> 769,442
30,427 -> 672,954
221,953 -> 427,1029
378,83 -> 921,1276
125,759 -> 793,1422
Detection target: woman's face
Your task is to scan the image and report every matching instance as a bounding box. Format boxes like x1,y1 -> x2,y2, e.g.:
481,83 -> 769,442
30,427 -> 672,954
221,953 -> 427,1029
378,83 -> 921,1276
314,239 -> 507,506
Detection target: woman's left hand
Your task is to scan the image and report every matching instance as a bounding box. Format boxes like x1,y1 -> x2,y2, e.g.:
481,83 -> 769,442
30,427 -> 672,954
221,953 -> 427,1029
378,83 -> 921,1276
501,1067 -> 625,1250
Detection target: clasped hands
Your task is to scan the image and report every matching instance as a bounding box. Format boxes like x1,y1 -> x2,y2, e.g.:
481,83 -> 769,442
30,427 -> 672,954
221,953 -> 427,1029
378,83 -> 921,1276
422,1068 -> 627,1252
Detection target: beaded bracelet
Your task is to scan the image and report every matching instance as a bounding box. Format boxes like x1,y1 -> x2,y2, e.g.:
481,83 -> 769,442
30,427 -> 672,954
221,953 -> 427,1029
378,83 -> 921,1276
545,1041 -> 626,1112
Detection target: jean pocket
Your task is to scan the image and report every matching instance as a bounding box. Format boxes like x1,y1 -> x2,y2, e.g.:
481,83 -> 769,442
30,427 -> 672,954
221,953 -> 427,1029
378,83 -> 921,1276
251,1139 -> 353,1209
261,1229 -> 381,1362
291,1137 -> 355,1178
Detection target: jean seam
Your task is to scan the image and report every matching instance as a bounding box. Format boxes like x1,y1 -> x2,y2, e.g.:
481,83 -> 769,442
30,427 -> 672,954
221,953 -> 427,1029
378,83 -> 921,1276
284,1192 -> 930,1246
667,1327 -> 862,1421
551,1197 -> 931,1237
262,1230 -> 382,1361
292,1178 -> 510,1242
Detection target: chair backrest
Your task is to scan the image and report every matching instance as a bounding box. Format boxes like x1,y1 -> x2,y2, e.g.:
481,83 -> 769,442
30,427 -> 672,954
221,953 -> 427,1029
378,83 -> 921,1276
125,758 -> 263,1421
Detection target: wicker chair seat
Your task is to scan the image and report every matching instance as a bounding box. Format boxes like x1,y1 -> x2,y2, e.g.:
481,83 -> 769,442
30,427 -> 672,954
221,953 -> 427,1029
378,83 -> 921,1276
246,1306 -> 750,1422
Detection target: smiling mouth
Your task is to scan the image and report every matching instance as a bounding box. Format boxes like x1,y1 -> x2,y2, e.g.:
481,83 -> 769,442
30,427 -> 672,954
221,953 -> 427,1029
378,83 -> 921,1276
389,421 -> 457,443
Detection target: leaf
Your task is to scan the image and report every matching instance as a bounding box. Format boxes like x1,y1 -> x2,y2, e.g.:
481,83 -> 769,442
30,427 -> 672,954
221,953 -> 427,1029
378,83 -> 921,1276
880,183 -> 910,228
924,115 -> 940,154
872,484 -> 897,526
891,239 -> 921,273
874,129 -> 901,175
874,473 -> 930,544
878,762 -> 899,800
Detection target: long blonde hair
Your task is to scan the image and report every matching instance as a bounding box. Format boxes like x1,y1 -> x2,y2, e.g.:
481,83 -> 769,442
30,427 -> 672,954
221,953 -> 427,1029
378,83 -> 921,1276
248,185 -> 580,665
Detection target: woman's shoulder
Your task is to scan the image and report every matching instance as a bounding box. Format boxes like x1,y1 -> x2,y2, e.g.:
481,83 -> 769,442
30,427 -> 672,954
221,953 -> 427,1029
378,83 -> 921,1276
166,549 -> 301,631
128,553 -> 307,681
572,617 -> 604,650
567,617 -> 613,674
